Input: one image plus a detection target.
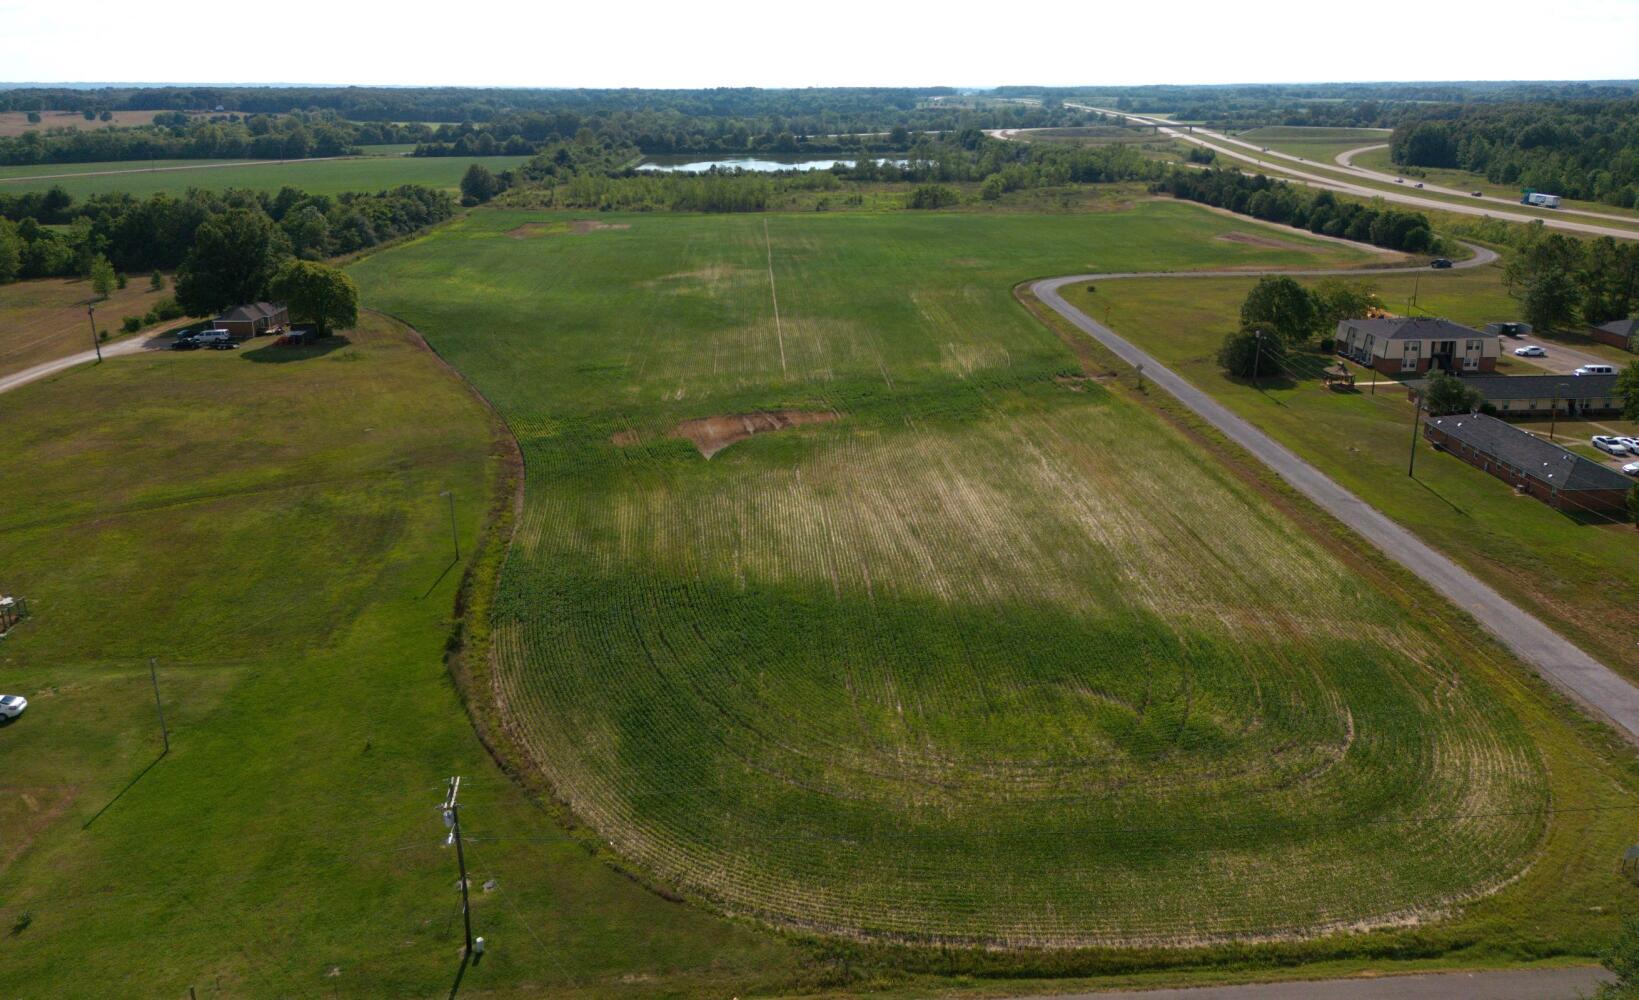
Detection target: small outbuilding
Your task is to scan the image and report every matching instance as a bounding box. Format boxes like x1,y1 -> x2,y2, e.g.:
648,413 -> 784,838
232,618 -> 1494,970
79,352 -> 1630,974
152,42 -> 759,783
1590,318 -> 1637,353
1335,317 -> 1498,375
215,302 -> 289,338
1404,373 -> 1623,418
1424,413 -> 1632,516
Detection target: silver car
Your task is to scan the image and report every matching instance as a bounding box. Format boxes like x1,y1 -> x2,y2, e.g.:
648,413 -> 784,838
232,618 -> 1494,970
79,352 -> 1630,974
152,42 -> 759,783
0,695 -> 26,720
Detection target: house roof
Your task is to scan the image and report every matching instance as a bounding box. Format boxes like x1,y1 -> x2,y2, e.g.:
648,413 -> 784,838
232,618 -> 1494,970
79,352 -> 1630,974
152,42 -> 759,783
216,302 -> 286,323
1426,413 -> 1632,492
1406,373 -> 1619,401
1336,316 -> 1492,341
1597,318 -> 1637,338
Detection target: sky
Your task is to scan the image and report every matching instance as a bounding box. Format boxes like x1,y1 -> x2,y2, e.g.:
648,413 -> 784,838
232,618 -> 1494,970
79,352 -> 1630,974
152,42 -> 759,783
3,0 -> 1637,88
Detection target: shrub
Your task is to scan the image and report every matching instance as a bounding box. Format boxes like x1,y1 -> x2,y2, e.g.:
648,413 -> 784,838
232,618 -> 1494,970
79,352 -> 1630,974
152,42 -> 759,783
1218,328 -> 1288,379
116,272 -> 128,290
121,315 -> 141,334
906,185 -> 958,210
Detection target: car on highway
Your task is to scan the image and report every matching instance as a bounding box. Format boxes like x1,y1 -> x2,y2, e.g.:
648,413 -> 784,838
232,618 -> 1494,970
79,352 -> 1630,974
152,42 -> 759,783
1575,364 -> 1618,376
1430,258 -> 1453,269
1513,345 -> 1546,357
1624,461 -> 1639,477
1414,182 -> 1424,188
0,695 -> 26,720
1471,190 -> 1484,197
1592,436 -> 1631,456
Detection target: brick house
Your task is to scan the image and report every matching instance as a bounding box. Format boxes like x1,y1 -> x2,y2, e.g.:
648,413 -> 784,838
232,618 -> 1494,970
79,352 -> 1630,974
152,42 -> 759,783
1590,318 -> 1637,353
1335,317 -> 1498,375
1405,373 -> 1622,418
214,302 -> 289,337
1423,413 -> 1632,516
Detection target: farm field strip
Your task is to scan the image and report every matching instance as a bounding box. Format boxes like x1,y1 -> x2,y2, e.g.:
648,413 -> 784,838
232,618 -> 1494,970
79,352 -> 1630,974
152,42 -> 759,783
0,153 -> 536,197
348,203 -> 1631,949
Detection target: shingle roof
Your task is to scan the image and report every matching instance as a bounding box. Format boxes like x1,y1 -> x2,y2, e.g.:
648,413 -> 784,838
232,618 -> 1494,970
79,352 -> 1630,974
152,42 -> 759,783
1337,316 -> 1492,342
216,302 -> 286,322
1406,373 -> 1619,401
1426,413 -> 1631,492
1596,318 -> 1637,338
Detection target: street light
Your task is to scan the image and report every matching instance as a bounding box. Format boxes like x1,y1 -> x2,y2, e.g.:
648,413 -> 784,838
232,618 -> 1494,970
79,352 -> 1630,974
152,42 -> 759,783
439,490 -> 460,561
87,305 -> 102,362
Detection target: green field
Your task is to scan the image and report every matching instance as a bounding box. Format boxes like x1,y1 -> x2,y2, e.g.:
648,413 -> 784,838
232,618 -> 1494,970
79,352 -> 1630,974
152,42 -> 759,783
1232,126 -> 1392,165
1073,263 -> 1639,681
0,153 -> 534,199
348,202 -> 1639,954
0,315 -> 810,997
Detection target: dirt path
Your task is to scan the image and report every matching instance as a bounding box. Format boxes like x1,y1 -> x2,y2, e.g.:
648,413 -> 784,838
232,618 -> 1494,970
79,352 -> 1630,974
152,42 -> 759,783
0,331 -> 170,396
1032,241 -> 1639,745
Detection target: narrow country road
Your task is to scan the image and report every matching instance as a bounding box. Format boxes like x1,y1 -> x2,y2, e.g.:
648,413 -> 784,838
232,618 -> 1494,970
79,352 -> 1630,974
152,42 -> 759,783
0,331 -> 168,396
1031,241 -> 1639,743
1009,965 -> 1611,1000
1064,105 -> 1639,241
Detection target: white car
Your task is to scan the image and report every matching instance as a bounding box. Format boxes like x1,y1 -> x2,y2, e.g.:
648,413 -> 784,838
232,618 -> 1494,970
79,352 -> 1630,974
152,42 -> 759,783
1617,437 -> 1639,452
1513,345 -> 1546,357
194,328 -> 234,346
1592,436 -> 1631,456
1575,364 -> 1618,376
0,695 -> 26,720
1624,461 -> 1639,477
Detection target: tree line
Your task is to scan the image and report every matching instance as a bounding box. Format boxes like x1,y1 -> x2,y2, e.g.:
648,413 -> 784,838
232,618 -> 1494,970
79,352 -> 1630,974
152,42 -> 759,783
1499,228 -> 1639,332
1154,169 -> 1439,253
0,111 -> 359,166
0,184 -> 453,285
1390,99 -> 1639,208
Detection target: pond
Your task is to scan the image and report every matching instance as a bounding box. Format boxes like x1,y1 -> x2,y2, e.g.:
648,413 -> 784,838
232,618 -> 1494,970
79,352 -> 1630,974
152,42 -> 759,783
636,155 -> 909,173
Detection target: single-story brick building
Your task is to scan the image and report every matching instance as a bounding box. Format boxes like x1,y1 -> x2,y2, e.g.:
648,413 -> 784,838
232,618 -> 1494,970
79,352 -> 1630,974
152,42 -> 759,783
215,302 -> 289,337
1335,317 -> 1498,375
1405,373 -> 1622,418
1424,412 -> 1632,516
1590,318 -> 1637,353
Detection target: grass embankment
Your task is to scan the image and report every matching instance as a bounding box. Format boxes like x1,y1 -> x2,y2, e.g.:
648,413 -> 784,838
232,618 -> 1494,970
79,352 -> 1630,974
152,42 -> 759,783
1348,145 -> 1639,225
0,276 -> 179,379
350,202 -> 1639,965
0,313 -> 811,997
1231,126 -> 1393,165
0,153 -> 534,198
1073,262 -> 1639,681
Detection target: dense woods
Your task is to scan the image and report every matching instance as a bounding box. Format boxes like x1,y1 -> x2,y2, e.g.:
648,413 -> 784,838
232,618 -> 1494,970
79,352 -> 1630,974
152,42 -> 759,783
1155,169 -> 1438,253
1390,99 -> 1639,207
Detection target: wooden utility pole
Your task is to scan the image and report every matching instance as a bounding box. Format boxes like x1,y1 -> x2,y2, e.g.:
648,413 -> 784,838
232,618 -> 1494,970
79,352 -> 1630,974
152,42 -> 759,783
149,657 -> 169,754
88,305 -> 102,362
444,777 -> 474,956
1408,398 -> 1423,477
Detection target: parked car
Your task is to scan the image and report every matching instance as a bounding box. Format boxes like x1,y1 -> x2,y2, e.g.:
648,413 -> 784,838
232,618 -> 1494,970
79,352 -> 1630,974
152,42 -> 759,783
1513,345 -> 1546,357
1574,364 -> 1618,376
1623,461 -> 1639,477
170,337 -> 201,351
1617,437 -> 1639,452
0,695 -> 26,720
1592,436 -> 1631,456
195,328 -> 233,346
208,339 -> 238,351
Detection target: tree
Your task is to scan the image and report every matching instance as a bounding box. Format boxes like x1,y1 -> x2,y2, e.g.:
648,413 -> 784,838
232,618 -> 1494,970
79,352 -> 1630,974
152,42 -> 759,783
1217,327 -> 1287,380
174,208 -> 289,315
1521,266 -> 1582,331
1618,362 -> 1639,421
268,259 -> 357,338
0,219 -> 21,284
1239,275 -> 1320,345
149,270 -> 165,291
1313,278 -> 1379,329
89,254 -> 116,299
459,164 -> 500,206
1422,370 -> 1483,416
25,111 -> 40,124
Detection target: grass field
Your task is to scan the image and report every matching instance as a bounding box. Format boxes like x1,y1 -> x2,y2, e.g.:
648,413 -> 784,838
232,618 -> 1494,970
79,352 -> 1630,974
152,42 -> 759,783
1231,126 -> 1392,165
349,202 -> 1639,955
0,153 -> 534,198
0,313 -> 819,997
0,110 -> 164,137
0,276 -> 181,379
1073,262 -> 1639,681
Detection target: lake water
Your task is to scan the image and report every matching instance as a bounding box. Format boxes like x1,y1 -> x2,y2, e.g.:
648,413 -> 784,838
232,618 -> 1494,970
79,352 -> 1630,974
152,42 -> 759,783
636,155 -> 908,173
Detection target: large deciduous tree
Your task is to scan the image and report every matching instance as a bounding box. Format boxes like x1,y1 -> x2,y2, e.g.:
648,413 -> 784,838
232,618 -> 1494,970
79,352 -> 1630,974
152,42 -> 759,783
1618,362 -> 1639,421
460,164 -> 500,206
1239,275 -> 1320,345
1422,370 -> 1484,416
174,208 -> 290,315
268,259 -> 357,338
1217,327 -> 1287,380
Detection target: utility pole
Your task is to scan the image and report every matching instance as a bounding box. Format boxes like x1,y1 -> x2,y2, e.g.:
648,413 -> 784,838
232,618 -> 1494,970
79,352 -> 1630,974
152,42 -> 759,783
1408,396 -> 1423,477
1250,329 -> 1263,385
443,777 -> 474,956
87,305 -> 102,362
1550,384 -> 1567,441
439,491 -> 460,562
149,657 -> 169,754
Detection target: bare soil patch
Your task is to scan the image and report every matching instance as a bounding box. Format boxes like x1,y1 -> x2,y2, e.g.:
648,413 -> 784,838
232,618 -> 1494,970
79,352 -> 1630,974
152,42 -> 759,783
669,410 -> 840,458
1215,231 -> 1307,252
508,220 -> 632,238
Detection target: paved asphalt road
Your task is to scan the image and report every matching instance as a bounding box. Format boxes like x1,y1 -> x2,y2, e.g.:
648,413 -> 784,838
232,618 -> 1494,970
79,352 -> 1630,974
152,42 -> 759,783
1032,243 -> 1639,744
1066,106 -> 1639,242
0,331 -> 169,396
1011,966 -> 1611,1000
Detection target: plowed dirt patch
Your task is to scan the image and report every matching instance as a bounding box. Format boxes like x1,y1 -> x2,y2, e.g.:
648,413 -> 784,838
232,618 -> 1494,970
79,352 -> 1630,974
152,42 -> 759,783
671,410 -> 839,458
508,220 -> 631,238
1215,231 -> 1306,251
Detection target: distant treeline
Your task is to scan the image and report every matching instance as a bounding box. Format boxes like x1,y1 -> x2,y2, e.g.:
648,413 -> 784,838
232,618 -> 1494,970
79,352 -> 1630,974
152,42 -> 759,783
1390,98 -> 1639,208
0,111 -> 359,166
1154,169 -> 1439,253
0,184 -> 452,284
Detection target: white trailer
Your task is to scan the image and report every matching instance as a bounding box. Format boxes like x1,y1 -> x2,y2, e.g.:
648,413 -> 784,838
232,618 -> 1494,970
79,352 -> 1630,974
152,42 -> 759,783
1522,191 -> 1562,208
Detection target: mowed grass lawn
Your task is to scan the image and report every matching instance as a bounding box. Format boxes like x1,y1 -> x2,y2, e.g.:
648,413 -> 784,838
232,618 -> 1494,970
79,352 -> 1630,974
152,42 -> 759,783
1231,126 -> 1392,165
0,276 -> 182,380
0,314 -> 807,997
1074,262 -> 1639,680
349,202 -> 1639,959
0,153 -> 534,199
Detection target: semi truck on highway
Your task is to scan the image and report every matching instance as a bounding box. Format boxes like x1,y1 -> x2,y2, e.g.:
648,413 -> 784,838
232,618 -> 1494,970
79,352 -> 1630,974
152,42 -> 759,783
1522,190 -> 1562,208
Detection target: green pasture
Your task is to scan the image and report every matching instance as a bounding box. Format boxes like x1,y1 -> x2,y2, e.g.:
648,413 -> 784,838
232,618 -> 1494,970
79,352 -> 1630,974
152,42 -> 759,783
0,153 -> 533,199
348,202 -> 1639,958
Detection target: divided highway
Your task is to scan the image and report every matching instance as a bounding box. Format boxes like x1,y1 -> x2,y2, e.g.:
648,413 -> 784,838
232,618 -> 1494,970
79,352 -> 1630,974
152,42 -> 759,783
1030,245 -> 1639,744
